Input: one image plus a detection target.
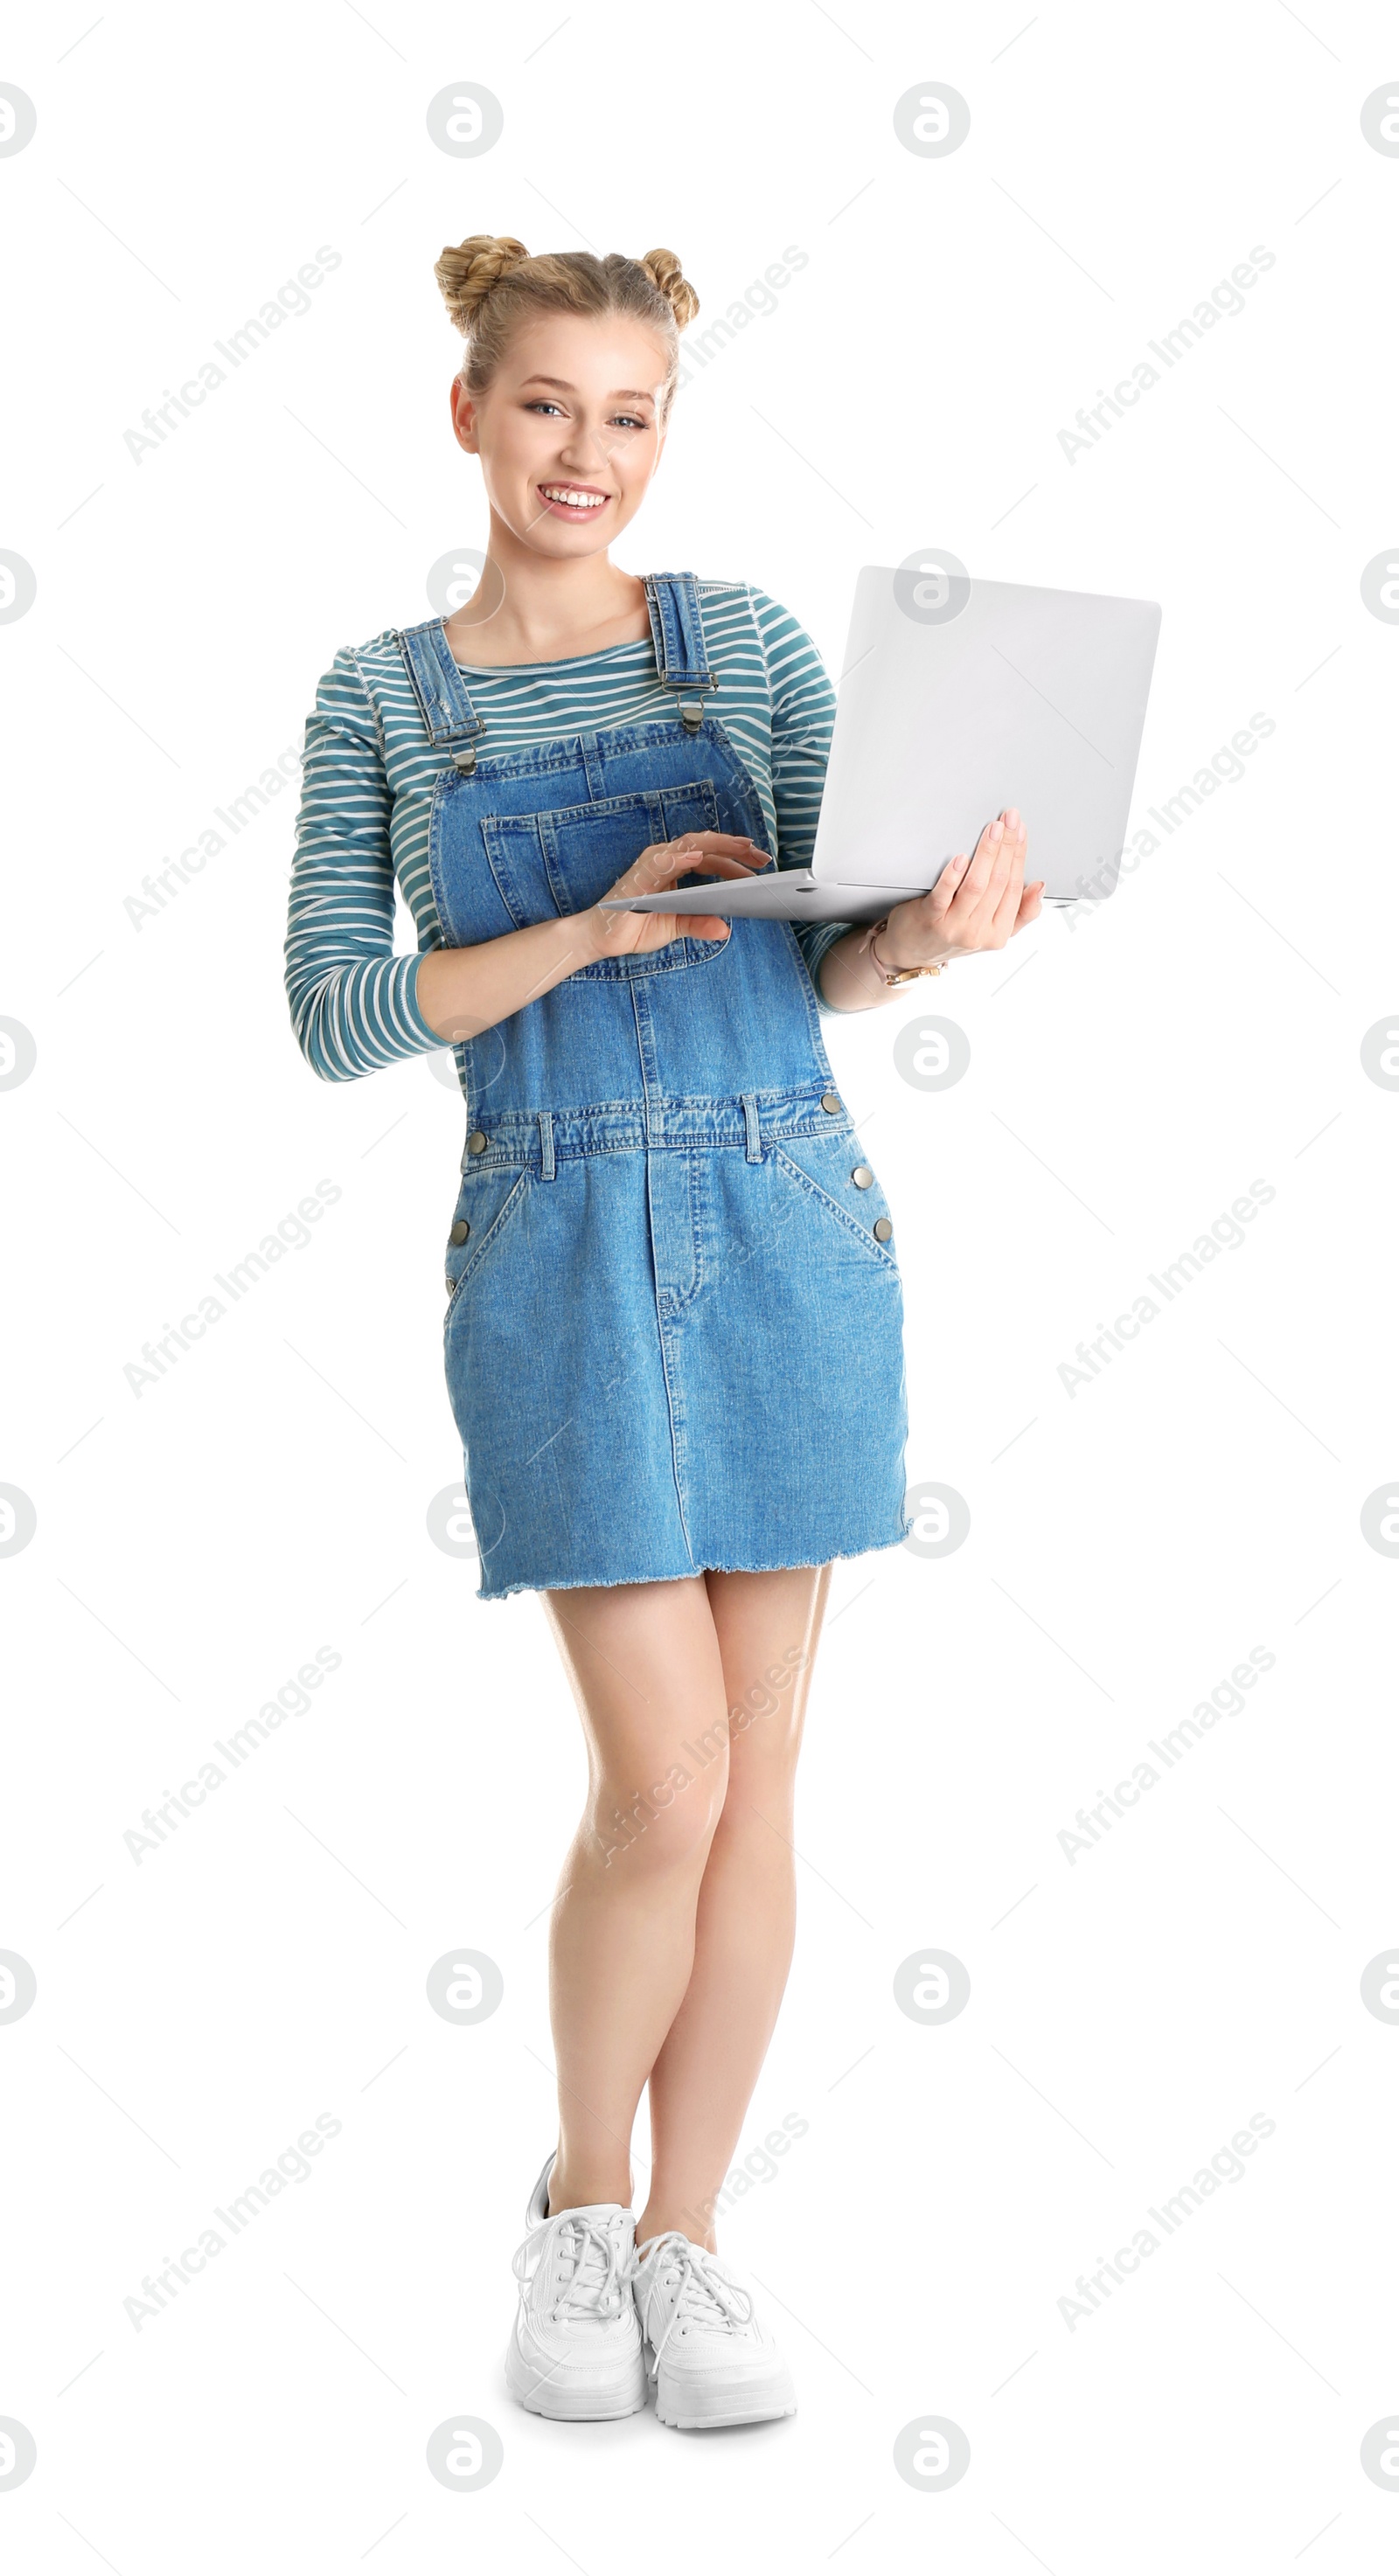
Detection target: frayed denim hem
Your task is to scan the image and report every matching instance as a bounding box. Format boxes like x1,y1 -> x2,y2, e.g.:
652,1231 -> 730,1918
475,1517 -> 914,1601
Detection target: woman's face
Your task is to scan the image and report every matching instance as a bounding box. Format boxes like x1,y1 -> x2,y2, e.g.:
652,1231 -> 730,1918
452,311 -> 670,554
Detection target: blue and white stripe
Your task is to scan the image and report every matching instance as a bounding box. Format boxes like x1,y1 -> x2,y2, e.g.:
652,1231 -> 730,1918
284,578 -> 849,1084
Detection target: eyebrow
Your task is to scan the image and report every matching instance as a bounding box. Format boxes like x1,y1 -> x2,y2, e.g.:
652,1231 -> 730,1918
518,375 -> 658,401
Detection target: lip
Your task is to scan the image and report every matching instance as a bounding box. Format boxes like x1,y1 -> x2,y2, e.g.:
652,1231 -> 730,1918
537,483 -> 612,520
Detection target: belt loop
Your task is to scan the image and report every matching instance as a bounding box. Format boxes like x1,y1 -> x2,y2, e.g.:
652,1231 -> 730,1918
538,1109 -> 555,1181
741,1093 -> 762,1163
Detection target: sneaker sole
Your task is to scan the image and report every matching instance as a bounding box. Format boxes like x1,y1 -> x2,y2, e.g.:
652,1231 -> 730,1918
657,2397 -> 797,2429
654,2371 -> 797,2431
505,2343 -> 646,2423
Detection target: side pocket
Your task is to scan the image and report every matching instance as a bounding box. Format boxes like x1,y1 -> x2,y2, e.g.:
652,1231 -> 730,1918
444,1169 -> 532,1321
770,1138 -> 900,1274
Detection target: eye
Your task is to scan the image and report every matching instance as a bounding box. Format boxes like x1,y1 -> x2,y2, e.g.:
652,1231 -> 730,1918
526,400 -> 565,417
612,413 -> 647,431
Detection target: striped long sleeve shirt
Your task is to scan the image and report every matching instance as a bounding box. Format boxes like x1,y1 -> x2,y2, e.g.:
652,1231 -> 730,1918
283,577 -> 851,1085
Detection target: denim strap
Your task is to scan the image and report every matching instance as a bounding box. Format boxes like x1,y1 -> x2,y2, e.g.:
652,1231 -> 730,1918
397,619 -> 488,759
402,582 -> 714,762
538,1109 -> 556,1180
644,573 -> 716,733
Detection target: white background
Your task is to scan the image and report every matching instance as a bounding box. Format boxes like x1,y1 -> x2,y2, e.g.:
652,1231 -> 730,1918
3,1 -> 1398,2566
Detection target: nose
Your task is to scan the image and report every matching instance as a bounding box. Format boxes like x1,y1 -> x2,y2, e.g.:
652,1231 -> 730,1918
559,422 -> 616,480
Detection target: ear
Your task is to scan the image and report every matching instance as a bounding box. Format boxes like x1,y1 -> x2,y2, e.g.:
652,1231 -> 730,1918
449,378 -> 480,455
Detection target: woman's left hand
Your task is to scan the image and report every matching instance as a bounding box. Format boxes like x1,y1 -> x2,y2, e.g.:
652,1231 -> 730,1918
879,809 -> 1044,969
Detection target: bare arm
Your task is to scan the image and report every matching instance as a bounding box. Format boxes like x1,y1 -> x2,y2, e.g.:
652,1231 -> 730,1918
417,909 -> 610,1041
415,830 -> 763,1041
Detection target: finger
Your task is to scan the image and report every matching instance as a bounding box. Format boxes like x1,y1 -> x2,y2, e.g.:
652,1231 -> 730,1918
681,852 -> 766,878
671,831 -> 762,856
948,837 -> 1011,941
976,813 -> 1022,896
633,853 -> 763,889
637,911 -> 731,946
996,819 -> 1032,931
984,827 -> 1027,938
928,851 -> 972,921
929,816 -> 1026,941
947,824 -> 1013,936
958,816 -> 1006,902
631,834 -> 764,888
1000,812 -> 1029,888
986,854 -> 1027,942
625,854 -> 741,900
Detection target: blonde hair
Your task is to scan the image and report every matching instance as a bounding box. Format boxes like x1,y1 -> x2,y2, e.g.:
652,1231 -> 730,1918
433,235 -> 700,425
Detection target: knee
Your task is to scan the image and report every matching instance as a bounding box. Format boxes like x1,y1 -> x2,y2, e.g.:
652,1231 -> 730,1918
589,1767 -> 726,1877
714,1696 -> 802,1815
720,1671 -> 804,1772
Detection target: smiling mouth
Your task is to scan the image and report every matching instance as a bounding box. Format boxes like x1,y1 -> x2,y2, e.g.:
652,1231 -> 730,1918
538,483 -> 610,512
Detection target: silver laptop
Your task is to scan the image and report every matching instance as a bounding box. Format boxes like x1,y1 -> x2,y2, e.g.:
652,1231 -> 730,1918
602,563 -> 1161,925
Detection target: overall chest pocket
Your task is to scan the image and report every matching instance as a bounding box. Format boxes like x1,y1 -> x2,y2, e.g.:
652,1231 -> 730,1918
482,781 -> 729,975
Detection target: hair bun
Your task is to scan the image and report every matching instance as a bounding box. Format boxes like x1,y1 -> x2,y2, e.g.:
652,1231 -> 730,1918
639,246 -> 700,331
434,233 -> 531,334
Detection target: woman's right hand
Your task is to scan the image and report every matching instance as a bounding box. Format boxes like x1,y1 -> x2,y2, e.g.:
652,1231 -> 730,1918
587,830 -> 767,956
416,830 -> 768,1049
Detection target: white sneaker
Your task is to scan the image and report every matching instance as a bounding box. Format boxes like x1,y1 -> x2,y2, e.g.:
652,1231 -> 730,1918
631,2231 -> 797,2429
504,2152 -> 645,2420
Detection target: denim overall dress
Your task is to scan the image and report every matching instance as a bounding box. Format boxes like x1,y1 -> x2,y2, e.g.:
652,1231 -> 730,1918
398,572 -> 911,1600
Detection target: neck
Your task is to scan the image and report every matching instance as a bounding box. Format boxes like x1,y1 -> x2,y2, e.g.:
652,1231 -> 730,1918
450,517 -> 644,661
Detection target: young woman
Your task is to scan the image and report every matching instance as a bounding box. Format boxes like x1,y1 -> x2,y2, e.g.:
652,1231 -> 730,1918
284,234 -> 1041,2432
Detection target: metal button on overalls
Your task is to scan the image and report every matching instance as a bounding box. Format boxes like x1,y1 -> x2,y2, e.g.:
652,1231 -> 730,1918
401,572 -> 910,1600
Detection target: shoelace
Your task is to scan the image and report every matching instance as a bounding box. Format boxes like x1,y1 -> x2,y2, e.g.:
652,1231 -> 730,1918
637,2232 -> 755,2376
512,2210 -> 630,2329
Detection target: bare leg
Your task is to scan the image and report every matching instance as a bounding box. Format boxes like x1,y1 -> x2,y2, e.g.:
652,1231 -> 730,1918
539,1574 -> 734,2215
636,1563 -> 832,2251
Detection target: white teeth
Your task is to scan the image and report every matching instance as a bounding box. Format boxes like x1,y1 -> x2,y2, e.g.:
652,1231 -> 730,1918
541,486 -> 606,508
